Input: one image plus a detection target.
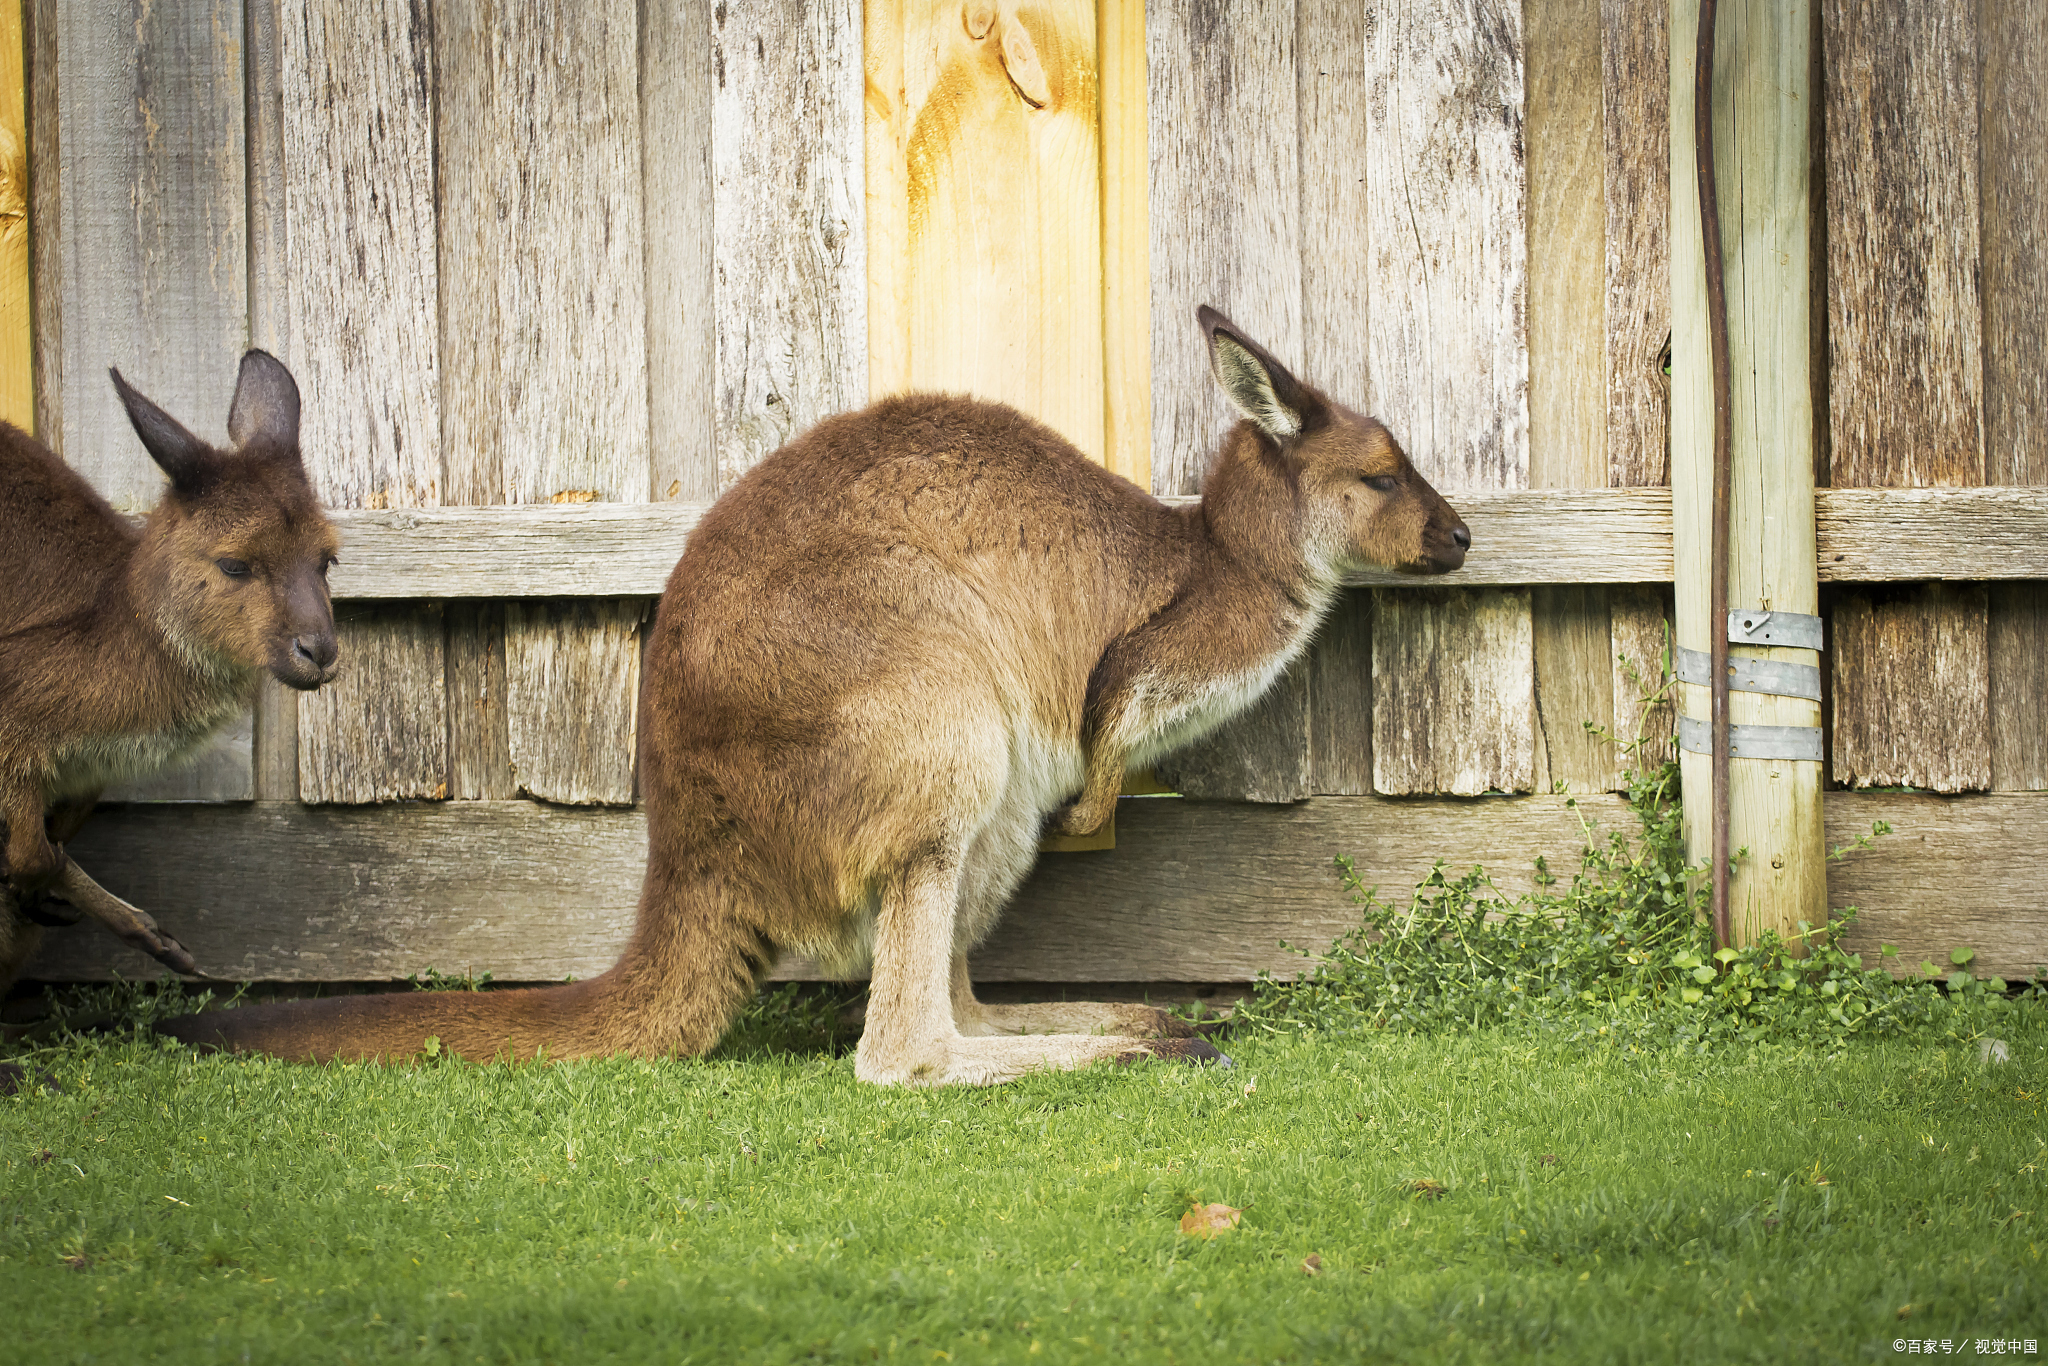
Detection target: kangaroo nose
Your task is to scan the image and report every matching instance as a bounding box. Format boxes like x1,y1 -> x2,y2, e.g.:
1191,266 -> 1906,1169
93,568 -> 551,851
1452,525 -> 1471,551
293,634 -> 338,670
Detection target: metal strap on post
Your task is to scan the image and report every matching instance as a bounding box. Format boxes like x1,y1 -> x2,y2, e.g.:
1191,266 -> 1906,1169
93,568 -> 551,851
1675,609 -> 1825,761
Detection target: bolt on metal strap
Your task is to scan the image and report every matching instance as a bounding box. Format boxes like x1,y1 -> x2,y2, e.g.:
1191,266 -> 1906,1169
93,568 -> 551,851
1672,646 -> 1822,701
1726,609 -> 1823,651
1677,715 -> 1824,762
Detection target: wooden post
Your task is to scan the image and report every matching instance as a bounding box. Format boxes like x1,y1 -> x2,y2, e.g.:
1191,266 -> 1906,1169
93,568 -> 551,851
0,0 -> 26,433
1670,0 -> 1825,943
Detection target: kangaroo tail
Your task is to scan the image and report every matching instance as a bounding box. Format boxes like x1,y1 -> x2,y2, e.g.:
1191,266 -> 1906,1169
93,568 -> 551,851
155,863 -> 774,1063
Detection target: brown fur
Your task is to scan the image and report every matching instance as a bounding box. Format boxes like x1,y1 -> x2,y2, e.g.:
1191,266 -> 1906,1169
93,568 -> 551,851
159,310 -> 1467,1086
0,354 -> 338,992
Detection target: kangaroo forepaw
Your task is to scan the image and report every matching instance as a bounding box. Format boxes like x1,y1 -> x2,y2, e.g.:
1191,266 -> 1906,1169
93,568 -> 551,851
48,857 -> 209,978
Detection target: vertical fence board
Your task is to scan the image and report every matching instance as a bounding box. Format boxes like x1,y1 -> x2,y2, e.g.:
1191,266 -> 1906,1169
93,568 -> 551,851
1140,0 -> 1310,797
1146,0 -> 1301,499
51,0 -> 246,514
298,603 -> 449,804
1601,0 -> 1668,488
446,603 -> 515,802
1309,589 -> 1373,795
1608,584 -> 1674,781
1365,0 -> 1531,796
642,0 -> 718,504
1981,0 -> 2048,793
1823,0 -> 1989,793
503,600 -> 644,806
1099,0 -> 1150,491
1294,0 -> 1372,796
879,0 -> 1106,461
1373,588 -> 1535,796
39,1 -> 252,803
25,0 -> 53,445
1831,586 -> 1990,793
712,0 -> 867,488
1526,0 -> 1611,795
284,0 -> 447,803
437,1 -> 650,807
1823,0 -> 1983,488
0,0 -> 27,432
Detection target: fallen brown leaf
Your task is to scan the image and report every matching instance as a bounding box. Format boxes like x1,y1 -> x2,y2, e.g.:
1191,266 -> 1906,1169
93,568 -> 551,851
1301,1254 -> 1322,1276
1179,1203 -> 1242,1239
1406,1179 -> 1449,1200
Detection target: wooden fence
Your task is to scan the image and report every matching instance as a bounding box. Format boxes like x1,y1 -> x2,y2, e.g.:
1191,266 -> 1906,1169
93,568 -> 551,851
22,0 -> 2048,988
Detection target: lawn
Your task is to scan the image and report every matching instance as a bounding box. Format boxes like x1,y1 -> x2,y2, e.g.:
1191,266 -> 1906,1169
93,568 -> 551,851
4,1009 -> 2043,1364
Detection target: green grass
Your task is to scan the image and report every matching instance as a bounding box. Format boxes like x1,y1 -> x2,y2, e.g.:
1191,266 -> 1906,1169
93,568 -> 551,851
5,1015 -> 2045,1364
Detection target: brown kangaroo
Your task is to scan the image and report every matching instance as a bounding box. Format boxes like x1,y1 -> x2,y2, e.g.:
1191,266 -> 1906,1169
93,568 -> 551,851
160,309 -> 1468,1085
0,353 -> 339,1007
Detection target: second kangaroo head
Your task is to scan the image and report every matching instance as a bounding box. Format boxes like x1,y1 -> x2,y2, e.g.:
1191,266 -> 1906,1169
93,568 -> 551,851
1198,306 -> 1469,577
114,353 -> 340,691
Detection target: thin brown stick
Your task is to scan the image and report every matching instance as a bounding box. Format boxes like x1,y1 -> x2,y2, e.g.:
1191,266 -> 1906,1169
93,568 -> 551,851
1696,0 -> 1733,953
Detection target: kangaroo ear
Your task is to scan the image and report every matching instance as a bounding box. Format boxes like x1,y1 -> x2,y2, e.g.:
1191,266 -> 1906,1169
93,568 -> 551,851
1198,305 -> 1323,442
226,349 -> 302,451
110,369 -> 213,495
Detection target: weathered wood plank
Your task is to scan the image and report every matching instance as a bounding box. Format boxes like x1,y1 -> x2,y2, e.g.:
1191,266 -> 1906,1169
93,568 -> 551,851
1830,585 -> 1990,793
1821,0 -> 1989,800
282,0 -> 444,806
1607,584 -> 1674,785
1153,659 -> 1310,803
282,0 -> 440,510
1531,585 -> 1613,794
446,603 -> 515,802
1372,587 -> 1535,796
30,793 -> 2048,986
1981,0 -> 2048,794
712,0 -> 867,487
1365,1 -> 1530,797
1988,586 -> 2048,792
437,1 -> 652,809
1827,793 -> 2048,982
297,604 -> 450,805
1146,0 -> 1301,497
1815,487 -> 2048,580
1600,0 -> 1668,487
1309,589 -> 1372,796
502,600 -> 645,806
24,794 -> 1634,984
642,0 -> 718,504
438,0 -> 649,507
314,489 -> 1675,594
1821,0 -> 1983,488
1365,0 -> 1527,493
247,0 -> 295,803
51,0 -> 246,513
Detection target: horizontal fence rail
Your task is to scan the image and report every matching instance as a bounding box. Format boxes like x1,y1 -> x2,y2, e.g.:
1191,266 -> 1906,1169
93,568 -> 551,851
321,486 -> 2048,599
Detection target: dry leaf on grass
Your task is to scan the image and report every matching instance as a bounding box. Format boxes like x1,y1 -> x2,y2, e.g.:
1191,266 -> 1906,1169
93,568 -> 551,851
1406,1179 -> 1449,1200
1179,1203 -> 1242,1239
1301,1254 -> 1322,1276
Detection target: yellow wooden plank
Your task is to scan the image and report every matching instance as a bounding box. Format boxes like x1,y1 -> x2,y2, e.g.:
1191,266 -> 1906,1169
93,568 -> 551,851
864,0 -> 912,397
1097,0 -> 1149,489
0,0 -> 28,433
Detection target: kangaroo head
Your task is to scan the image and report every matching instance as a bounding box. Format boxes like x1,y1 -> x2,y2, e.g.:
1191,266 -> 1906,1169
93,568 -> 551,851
113,353 -> 340,691
1197,306 -> 1469,577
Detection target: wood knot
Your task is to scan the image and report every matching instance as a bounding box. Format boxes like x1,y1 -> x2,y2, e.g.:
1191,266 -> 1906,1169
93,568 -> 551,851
962,1 -> 995,39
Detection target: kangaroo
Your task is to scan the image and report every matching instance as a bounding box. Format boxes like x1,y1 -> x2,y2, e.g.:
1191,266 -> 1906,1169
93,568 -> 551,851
0,354 -> 339,1032
159,309 -> 1468,1085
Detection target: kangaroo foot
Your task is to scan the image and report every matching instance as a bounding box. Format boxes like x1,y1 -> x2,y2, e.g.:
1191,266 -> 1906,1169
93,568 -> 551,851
0,1061 -> 60,1095
855,1030 -> 1229,1087
48,858 -> 206,978
964,1000 -> 1200,1039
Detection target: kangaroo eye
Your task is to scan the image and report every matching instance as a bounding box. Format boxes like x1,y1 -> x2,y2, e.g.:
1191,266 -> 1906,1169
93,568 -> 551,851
1362,475 -> 1399,493
216,557 -> 252,579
